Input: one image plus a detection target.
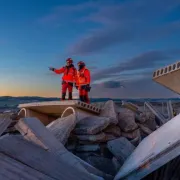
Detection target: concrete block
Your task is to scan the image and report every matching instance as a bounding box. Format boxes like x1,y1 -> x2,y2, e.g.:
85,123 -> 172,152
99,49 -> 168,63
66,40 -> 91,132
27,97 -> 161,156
107,137 -> 135,164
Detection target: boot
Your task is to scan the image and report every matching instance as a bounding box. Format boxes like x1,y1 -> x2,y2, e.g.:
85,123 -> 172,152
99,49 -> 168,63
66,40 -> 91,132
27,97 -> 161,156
79,95 -> 84,102
62,93 -> 66,100
68,92 -> 72,100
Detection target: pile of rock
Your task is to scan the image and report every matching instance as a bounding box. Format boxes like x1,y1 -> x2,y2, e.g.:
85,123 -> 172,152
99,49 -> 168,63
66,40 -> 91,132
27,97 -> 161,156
0,100 -> 159,180
46,100 -> 158,178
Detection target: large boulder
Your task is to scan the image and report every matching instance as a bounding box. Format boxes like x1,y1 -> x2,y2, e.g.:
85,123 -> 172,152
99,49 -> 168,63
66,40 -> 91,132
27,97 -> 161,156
103,125 -> 121,137
99,100 -> 118,125
118,108 -> 138,132
47,114 -> 76,145
74,116 -> 111,135
107,137 -> 135,164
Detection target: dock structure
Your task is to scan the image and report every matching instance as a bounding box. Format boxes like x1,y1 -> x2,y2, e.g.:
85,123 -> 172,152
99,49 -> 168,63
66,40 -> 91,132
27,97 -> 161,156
152,61 -> 180,94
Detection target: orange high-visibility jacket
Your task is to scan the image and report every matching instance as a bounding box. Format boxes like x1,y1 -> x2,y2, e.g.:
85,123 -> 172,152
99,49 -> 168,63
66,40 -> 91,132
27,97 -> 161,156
54,66 -> 77,83
76,67 -> 91,86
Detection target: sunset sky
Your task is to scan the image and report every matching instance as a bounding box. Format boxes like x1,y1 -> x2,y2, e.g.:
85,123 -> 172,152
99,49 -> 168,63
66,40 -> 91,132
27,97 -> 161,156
0,0 -> 180,98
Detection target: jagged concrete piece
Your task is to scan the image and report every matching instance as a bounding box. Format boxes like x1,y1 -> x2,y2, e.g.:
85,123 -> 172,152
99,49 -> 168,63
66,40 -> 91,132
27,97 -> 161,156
0,153 -> 55,180
15,117 -> 108,179
121,129 -> 141,140
152,61 -> 180,95
87,156 -> 117,176
0,114 -> 12,136
114,113 -> 180,180
118,108 -> 138,132
103,125 -> 121,137
76,133 -> 106,142
47,114 -> 76,145
107,137 -> 135,165
18,108 -> 55,125
99,100 -> 118,124
138,123 -> 153,135
74,116 -> 111,135
18,100 -> 100,117
144,102 -> 167,125
0,135 -> 97,180
76,145 -> 100,152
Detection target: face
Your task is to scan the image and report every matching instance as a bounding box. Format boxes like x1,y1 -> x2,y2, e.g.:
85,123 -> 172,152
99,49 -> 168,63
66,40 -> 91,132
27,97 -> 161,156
66,61 -> 70,66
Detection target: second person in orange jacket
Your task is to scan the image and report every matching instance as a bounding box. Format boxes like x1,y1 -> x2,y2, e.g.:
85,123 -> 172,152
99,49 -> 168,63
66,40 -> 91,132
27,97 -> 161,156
49,58 -> 77,100
75,61 -> 91,104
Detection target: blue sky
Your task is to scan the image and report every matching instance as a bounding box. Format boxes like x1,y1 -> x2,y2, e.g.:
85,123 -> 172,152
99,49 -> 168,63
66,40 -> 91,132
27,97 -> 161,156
0,0 -> 180,98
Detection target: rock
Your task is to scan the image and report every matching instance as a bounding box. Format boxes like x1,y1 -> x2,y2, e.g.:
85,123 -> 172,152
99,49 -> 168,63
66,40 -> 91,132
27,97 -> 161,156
121,128 -> 141,140
143,112 -> 157,131
112,157 -> 122,172
103,125 -> 121,137
107,137 -> 135,164
47,114 -> 76,145
138,123 -> 153,135
87,156 -> 117,176
76,145 -> 101,152
130,134 -> 141,147
74,116 -> 111,135
135,113 -> 147,123
76,133 -> 106,142
118,108 -> 138,132
99,100 -> 118,124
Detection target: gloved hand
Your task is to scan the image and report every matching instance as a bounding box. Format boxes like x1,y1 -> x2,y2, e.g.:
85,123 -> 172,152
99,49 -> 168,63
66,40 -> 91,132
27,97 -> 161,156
85,84 -> 91,91
49,67 -> 55,71
74,83 -> 78,90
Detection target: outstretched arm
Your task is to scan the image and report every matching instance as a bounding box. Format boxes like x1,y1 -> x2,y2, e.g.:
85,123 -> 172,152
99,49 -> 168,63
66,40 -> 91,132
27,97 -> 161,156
49,67 -> 65,74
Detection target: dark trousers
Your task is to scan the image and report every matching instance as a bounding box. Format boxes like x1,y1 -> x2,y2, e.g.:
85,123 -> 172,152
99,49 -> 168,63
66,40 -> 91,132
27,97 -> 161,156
61,81 -> 73,100
79,85 -> 90,104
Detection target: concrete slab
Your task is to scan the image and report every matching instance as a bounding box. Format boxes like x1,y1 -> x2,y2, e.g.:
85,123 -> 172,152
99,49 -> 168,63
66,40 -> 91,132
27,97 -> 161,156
18,100 -> 101,117
0,153 -> 55,180
114,113 -> 180,180
0,114 -> 12,136
152,61 -> 180,94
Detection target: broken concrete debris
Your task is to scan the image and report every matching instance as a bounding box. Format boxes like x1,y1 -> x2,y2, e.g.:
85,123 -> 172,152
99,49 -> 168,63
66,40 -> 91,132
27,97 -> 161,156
0,99 -> 174,180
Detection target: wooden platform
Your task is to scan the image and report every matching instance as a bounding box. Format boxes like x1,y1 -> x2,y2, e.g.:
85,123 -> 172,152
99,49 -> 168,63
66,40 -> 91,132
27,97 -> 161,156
152,61 -> 180,94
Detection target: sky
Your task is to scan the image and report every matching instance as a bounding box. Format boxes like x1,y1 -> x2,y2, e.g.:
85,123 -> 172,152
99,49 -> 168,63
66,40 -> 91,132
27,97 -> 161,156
0,0 -> 180,98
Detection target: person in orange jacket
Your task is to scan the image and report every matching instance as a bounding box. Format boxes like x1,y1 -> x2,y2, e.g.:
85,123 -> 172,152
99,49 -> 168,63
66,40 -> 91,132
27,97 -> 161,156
49,58 -> 77,100
75,61 -> 91,104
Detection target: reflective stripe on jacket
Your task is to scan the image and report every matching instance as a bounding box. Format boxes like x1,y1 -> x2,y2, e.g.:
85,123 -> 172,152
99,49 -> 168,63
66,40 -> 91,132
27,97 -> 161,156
54,66 -> 77,82
76,67 -> 90,86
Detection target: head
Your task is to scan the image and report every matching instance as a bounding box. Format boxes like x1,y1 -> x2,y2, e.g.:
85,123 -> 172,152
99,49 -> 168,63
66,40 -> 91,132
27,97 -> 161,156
78,61 -> 85,70
66,58 -> 73,67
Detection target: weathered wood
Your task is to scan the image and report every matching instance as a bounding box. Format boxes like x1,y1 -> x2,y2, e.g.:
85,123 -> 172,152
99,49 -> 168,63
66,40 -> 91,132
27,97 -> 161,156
0,135 -> 98,180
15,117 -> 108,179
0,153 -> 55,180
47,114 -> 76,145
0,114 -> 12,136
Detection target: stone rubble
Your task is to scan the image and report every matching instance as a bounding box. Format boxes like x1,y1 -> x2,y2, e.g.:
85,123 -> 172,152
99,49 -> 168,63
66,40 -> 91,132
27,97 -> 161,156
0,100 -> 161,180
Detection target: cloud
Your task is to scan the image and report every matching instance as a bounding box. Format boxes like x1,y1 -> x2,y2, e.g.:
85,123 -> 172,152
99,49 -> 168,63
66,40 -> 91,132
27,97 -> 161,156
101,81 -> 124,88
67,0 -> 180,55
90,77 -> 178,98
91,50 -> 174,81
